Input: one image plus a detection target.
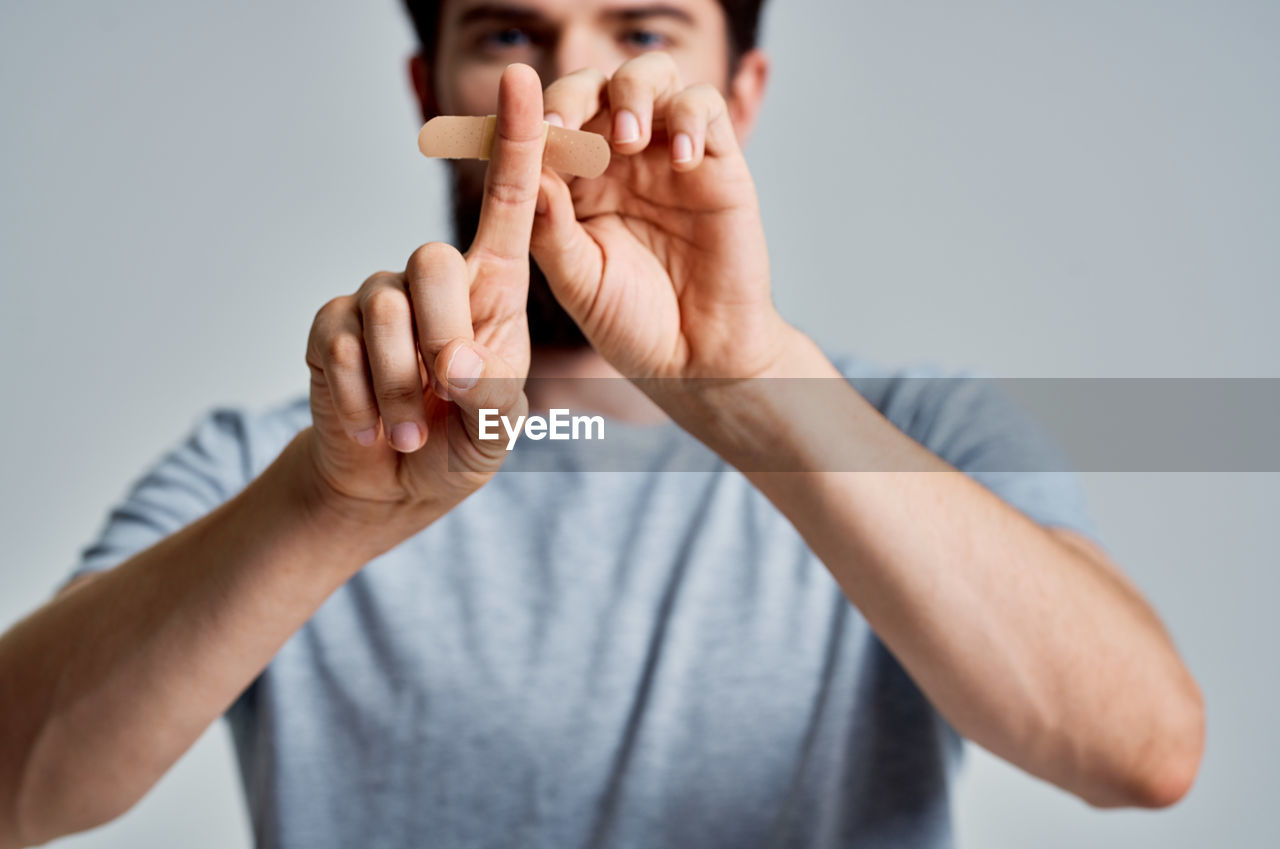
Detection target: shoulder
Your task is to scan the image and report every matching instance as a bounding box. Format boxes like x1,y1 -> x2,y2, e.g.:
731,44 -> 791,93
234,395 -> 313,477
150,394 -> 311,491
66,395 -> 313,582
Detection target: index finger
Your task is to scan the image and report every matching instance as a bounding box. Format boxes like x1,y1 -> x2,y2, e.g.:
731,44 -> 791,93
541,67 -> 608,131
467,63 -> 548,267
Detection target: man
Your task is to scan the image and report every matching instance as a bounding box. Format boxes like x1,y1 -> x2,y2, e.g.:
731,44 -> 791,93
0,1 -> 1204,847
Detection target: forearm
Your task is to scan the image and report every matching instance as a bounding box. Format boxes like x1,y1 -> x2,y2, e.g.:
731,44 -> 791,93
674,332 -> 1204,808
0,430 -> 399,846
756,465 -> 1201,805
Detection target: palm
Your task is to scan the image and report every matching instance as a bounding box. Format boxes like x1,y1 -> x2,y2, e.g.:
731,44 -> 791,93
536,123 -> 782,381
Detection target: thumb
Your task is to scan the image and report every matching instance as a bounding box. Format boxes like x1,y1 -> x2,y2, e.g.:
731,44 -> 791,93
529,169 -> 604,328
432,338 -> 528,461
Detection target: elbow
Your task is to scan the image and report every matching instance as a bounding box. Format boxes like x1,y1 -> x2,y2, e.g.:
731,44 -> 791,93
1084,679 -> 1206,810
10,798 -> 132,848
10,762 -> 138,847
0,812 -> 21,849
1128,698 -> 1205,810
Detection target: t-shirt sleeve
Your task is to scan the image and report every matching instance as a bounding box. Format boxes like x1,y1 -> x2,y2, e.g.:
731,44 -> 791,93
847,365 -> 1102,545
67,408 -> 256,583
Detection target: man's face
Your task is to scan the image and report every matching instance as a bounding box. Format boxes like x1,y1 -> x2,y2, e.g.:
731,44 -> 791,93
433,0 -> 732,115
418,0 -> 743,347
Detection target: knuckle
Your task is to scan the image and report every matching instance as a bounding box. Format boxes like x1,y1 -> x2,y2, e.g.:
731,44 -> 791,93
686,81 -> 722,101
406,241 -> 463,280
693,82 -> 726,109
323,332 -> 365,372
362,286 -> 411,327
314,294 -> 351,324
495,117 -> 547,145
376,380 -> 423,406
468,243 -> 524,268
648,51 -> 679,78
651,50 -> 678,69
609,60 -> 638,83
611,53 -> 680,105
671,85 -> 724,125
563,66 -> 606,89
669,102 -> 705,129
545,69 -> 607,125
624,50 -> 675,76
359,270 -> 399,293
669,96 -> 698,122
484,176 -> 537,209
609,71 -> 647,101
543,92 -> 578,120
417,334 -> 455,355
337,397 -> 379,425
355,272 -> 401,307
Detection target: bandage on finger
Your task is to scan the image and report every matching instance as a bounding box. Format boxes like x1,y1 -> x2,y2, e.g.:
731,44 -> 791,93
418,115 -> 611,179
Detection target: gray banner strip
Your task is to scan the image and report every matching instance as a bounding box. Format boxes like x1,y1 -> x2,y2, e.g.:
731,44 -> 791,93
446,377 -> 1280,473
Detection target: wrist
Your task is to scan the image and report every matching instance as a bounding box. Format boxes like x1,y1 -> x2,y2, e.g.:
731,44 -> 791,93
276,431 -> 439,567
654,327 -> 845,465
750,324 -> 840,381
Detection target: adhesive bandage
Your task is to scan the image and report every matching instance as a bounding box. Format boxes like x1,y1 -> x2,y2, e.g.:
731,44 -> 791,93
417,115 -> 611,179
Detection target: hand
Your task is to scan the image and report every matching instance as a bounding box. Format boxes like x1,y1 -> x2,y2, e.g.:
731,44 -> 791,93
530,53 -> 799,383
302,64 -> 545,531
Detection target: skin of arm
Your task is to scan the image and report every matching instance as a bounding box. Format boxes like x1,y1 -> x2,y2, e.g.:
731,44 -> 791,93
528,54 -> 1205,808
0,435 -> 389,846
425,0 -> 1204,807
663,333 -> 1207,809
0,65 -> 552,847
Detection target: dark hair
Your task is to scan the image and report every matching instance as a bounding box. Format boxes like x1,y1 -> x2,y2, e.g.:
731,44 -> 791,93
401,0 -> 768,68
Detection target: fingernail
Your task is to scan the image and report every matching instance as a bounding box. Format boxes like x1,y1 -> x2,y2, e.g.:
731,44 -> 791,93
354,427 -> 378,447
390,422 -> 422,452
544,112 -> 564,127
613,109 -> 640,144
447,345 -> 484,389
672,132 -> 694,163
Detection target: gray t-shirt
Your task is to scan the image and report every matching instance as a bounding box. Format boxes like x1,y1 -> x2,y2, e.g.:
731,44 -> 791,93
70,355 -> 1097,849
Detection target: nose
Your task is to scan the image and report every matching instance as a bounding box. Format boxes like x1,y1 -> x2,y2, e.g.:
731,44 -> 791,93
545,24 -> 618,84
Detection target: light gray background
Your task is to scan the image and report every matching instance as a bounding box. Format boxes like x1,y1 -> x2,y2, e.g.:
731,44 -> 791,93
1,0 -> 1276,846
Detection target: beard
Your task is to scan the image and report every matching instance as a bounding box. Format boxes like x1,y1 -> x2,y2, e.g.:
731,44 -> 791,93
449,164 -> 589,349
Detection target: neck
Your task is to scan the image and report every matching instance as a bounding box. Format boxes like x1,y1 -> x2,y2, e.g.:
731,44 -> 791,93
526,346 -> 668,425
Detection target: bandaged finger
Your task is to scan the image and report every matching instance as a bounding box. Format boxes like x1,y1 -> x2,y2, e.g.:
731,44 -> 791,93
418,115 -> 611,179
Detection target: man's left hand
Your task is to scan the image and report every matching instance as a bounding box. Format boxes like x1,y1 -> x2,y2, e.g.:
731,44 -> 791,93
531,54 -> 801,385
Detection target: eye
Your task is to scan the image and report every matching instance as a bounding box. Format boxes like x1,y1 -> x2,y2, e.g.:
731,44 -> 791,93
621,29 -> 669,50
482,27 -> 533,50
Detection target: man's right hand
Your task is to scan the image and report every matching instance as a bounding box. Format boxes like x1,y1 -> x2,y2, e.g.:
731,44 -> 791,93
303,64 -> 546,534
